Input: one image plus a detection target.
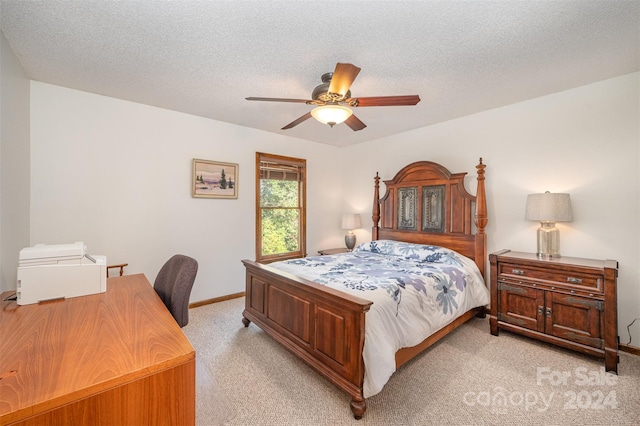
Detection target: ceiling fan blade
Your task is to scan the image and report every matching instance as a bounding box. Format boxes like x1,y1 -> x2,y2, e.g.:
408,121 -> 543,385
349,95 -> 421,107
328,63 -> 361,97
282,112 -> 313,130
246,97 -> 312,103
344,114 -> 366,131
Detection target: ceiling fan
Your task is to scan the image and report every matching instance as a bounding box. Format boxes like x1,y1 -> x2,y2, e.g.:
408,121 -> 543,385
246,63 -> 420,131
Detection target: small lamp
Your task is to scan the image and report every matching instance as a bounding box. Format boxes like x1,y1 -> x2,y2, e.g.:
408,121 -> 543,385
525,191 -> 573,259
311,105 -> 353,127
341,213 -> 362,251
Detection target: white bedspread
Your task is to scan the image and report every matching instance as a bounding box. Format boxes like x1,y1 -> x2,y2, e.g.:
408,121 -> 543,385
269,240 -> 490,397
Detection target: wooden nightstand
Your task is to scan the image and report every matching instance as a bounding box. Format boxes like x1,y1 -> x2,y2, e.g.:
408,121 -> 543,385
317,247 -> 349,255
489,250 -> 619,373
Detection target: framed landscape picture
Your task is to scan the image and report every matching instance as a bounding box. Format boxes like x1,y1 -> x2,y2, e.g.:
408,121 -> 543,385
192,159 -> 238,199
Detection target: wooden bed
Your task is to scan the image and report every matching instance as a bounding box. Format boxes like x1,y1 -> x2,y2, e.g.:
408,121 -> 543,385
242,158 -> 488,419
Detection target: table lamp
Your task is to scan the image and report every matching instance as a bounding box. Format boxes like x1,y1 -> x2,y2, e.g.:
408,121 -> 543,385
341,213 -> 362,251
525,191 -> 573,259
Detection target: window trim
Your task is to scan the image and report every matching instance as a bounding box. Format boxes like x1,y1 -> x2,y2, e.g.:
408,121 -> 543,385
255,152 -> 306,263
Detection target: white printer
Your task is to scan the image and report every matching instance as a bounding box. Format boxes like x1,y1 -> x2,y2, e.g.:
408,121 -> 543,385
17,242 -> 107,305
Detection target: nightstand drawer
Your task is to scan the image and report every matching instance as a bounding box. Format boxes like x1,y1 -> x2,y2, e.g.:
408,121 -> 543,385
498,262 -> 602,292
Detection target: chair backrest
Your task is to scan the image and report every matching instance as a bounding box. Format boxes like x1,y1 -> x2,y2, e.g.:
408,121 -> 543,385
153,254 -> 198,327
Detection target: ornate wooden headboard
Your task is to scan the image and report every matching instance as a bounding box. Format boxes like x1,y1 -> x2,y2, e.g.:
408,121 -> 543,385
372,158 -> 487,277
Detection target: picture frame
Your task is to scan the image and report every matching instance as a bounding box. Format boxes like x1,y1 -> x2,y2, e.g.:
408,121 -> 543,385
192,159 -> 238,199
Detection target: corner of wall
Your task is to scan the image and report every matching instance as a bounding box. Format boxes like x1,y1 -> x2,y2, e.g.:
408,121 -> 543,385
0,29 -> 31,292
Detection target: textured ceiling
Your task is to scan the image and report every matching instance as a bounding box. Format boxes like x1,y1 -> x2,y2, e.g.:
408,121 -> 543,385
1,1 -> 638,147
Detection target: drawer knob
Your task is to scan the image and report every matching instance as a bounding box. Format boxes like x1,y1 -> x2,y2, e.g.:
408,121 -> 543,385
567,277 -> 583,284
512,269 -> 525,275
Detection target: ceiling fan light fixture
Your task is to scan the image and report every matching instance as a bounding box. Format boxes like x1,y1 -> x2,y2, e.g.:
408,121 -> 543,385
310,104 -> 352,127
247,63 -> 419,131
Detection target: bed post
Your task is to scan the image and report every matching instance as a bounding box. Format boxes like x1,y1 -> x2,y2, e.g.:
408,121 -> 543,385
474,158 -> 487,278
372,172 -> 380,240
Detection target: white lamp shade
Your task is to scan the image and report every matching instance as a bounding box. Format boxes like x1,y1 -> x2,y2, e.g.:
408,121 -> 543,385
311,105 -> 353,126
341,213 -> 362,230
525,192 -> 573,222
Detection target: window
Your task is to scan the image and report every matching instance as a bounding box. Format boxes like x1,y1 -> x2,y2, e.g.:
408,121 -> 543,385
256,152 -> 306,262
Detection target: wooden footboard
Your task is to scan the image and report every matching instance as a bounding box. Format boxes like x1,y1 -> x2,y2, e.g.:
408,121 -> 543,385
241,259 -> 373,419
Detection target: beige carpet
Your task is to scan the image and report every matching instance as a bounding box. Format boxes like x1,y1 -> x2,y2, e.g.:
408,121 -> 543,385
183,297 -> 640,425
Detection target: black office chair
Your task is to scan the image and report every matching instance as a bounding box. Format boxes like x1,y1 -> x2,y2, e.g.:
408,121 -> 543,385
153,254 -> 198,328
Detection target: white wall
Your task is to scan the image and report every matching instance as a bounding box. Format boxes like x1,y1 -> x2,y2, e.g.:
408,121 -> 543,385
0,30 -> 30,293
343,72 -> 640,346
29,82 -> 344,302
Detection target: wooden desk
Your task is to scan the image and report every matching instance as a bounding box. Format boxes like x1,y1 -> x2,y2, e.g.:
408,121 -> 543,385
0,274 -> 195,425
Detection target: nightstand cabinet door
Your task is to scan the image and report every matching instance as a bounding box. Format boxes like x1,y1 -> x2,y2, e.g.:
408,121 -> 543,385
546,292 -> 602,349
498,282 -> 544,332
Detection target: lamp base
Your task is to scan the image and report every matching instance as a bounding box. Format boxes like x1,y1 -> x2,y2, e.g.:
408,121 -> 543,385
537,253 -> 561,260
537,222 -> 561,259
345,232 -> 356,252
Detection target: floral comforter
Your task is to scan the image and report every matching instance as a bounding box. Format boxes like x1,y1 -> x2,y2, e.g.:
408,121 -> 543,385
269,240 -> 490,398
